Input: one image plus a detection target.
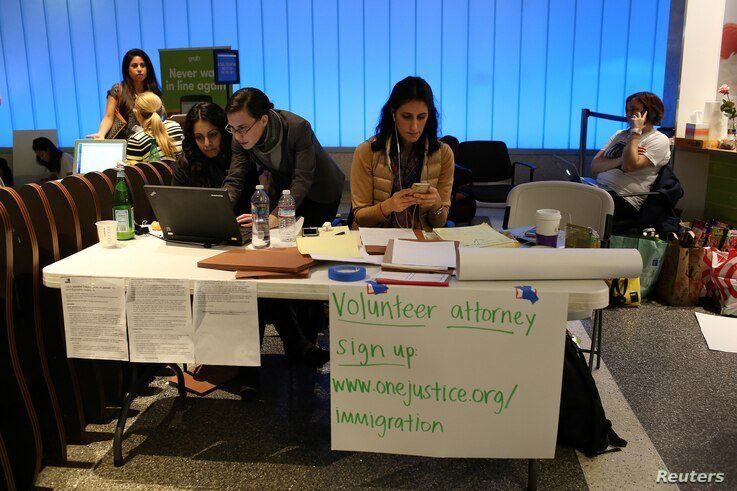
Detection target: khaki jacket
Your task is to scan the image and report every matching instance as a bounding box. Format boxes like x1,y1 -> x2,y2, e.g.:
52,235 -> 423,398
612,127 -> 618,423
350,138 -> 454,231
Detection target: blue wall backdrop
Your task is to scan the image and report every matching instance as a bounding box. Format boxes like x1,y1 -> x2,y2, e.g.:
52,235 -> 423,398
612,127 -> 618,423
0,0 -> 670,149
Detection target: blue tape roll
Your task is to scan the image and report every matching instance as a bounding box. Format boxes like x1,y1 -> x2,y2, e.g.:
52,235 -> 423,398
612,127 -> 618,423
328,265 -> 366,282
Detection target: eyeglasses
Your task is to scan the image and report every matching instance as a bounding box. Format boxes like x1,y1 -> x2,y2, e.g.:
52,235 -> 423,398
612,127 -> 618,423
225,120 -> 258,136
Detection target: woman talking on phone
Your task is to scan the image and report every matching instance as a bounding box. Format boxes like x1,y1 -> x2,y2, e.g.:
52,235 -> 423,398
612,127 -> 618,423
350,76 -> 453,231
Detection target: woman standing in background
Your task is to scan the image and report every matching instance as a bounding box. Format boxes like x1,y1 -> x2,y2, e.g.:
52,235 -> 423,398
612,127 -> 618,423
88,48 -> 163,141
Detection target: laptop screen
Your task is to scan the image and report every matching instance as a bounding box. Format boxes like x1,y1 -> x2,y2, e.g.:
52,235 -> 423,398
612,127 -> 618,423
74,139 -> 127,173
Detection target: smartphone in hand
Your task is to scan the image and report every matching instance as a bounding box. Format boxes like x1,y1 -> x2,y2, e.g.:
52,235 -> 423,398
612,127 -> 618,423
410,182 -> 430,194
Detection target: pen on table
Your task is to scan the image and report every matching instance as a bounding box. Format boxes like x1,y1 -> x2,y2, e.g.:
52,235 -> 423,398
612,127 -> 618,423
334,231 -> 345,236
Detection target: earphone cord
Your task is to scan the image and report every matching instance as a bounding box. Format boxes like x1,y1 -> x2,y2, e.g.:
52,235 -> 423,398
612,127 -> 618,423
393,121 -> 415,229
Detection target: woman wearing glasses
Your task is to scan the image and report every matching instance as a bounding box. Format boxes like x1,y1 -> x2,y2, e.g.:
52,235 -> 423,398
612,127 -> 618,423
172,102 -> 329,401
223,88 -> 345,228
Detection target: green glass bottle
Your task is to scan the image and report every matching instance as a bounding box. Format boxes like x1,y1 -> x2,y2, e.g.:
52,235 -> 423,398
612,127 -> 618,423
113,162 -> 135,240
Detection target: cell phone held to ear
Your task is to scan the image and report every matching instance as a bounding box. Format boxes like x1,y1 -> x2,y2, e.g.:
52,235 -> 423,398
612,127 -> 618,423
410,182 -> 430,194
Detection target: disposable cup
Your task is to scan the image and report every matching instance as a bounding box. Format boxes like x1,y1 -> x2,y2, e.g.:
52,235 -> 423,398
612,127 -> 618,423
95,220 -> 118,248
535,209 -> 561,247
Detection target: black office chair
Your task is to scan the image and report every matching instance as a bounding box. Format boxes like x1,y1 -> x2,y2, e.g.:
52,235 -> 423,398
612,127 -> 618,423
440,135 -> 476,225
456,140 -> 536,204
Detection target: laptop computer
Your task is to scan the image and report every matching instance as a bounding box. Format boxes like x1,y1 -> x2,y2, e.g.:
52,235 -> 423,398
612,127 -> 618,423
145,185 -> 251,246
558,162 -> 610,190
73,139 -> 127,173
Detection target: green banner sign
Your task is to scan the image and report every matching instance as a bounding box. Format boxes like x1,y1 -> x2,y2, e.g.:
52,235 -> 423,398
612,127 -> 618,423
159,47 -> 231,113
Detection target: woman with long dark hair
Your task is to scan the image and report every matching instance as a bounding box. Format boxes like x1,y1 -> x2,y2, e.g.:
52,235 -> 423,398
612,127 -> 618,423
32,137 -> 73,180
173,102 -> 232,187
88,48 -> 163,140
350,76 -> 453,230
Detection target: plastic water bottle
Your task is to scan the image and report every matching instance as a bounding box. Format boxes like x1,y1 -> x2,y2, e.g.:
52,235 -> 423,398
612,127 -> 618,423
251,185 -> 270,248
278,190 -> 296,243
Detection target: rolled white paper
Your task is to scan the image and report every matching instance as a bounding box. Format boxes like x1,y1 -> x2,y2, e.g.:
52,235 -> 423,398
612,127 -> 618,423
456,247 -> 643,281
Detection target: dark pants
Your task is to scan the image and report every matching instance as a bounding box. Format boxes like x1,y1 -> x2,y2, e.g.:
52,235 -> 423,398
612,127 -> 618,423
297,196 -> 342,227
609,192 -> 640,222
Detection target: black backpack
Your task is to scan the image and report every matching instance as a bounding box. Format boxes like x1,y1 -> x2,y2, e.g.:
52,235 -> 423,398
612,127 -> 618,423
558,332 -> 627,456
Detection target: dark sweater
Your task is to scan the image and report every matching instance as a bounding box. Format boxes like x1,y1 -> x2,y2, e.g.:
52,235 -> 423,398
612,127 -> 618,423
223,109 -> 344,209
172,152 -> 256,215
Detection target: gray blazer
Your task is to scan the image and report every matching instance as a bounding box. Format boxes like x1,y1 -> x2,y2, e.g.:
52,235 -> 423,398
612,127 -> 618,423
223,110 -> 344,209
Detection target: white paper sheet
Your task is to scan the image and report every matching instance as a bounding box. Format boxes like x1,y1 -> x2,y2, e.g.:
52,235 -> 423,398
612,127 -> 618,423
390,239 -> 457,268
310,246 -> 385,265
456,247 -> 642,280
435,223 -> 518,248
126,278 -> 195,363
193,280 -> 260,366
695,312 -> 737,353
359,228 -> 418,247
60,277 -> 128,361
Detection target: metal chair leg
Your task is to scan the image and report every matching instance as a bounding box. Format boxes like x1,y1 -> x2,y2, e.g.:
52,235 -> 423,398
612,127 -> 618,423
527,459 -> 538,490
587,312 -> 597,372
596,309 -> 603,369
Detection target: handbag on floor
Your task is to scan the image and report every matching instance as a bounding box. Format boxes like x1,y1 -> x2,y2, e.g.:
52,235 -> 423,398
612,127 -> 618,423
558,332 -> 627,456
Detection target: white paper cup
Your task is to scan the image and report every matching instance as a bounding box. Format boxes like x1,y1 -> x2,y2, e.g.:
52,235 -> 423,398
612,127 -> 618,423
535,209 -> 562,237
95,220 -> 118,248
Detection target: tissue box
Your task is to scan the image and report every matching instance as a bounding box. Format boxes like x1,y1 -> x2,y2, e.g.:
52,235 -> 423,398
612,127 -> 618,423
685,123 -> 709,140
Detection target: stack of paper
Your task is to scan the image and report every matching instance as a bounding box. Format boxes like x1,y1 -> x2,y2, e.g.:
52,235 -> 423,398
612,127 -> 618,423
296,226 -> 362,259
383,239 -> 457,272
434,223 -> 518,248
359,228 -> 422,254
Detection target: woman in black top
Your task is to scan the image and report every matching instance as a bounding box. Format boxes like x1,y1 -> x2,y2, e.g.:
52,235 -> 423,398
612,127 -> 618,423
173,102 -> 328,400
88,48 -> 163,140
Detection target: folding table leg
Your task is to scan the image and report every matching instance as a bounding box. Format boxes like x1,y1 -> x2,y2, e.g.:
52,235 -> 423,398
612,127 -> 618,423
113,363 -> 168,466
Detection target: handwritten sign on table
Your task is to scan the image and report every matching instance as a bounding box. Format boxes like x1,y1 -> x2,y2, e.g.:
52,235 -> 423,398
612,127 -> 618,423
329,284 -> 568,458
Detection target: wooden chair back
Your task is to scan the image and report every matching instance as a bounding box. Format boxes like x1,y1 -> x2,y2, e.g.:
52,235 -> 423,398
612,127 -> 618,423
84,171 -> 114,220
0,202 -> 42,488
0,188 -> 66,463
35,183 -> 113,421
149,161 -> 173,185
18,184 -> 86,443
124,165 -> 154,223
60,175 -> 101,248
136,162 -> 164,186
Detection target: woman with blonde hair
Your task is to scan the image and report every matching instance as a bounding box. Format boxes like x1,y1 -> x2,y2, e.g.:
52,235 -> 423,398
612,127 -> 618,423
126,92 -> 184,164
